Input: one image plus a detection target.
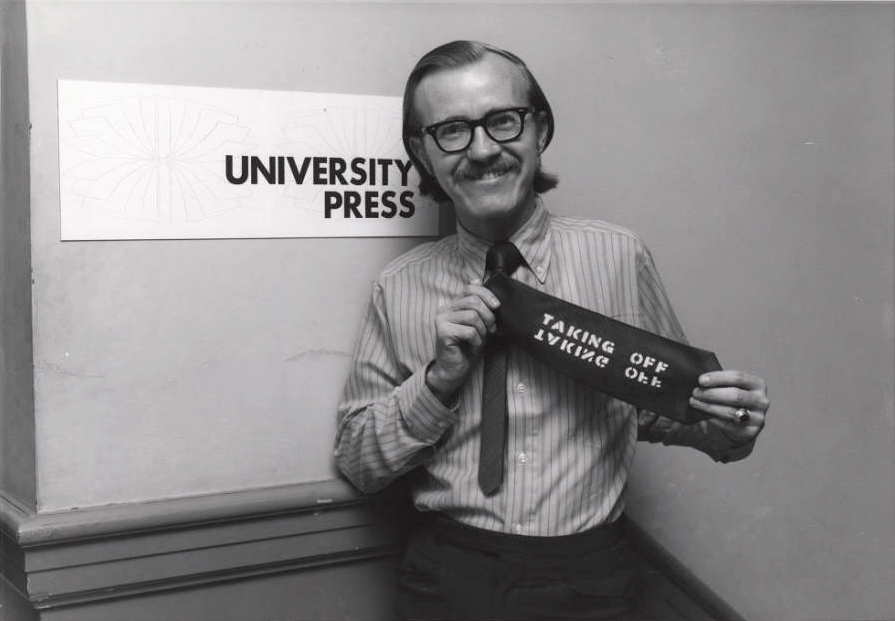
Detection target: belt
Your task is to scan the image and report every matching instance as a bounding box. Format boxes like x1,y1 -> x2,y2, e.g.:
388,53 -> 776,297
429,514 -> 626,559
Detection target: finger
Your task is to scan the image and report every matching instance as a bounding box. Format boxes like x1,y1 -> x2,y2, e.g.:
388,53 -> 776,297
717,422 -> 759,445
691,386 -> 769,413
689,396 -> 765,427
450,293 -> 499,332
698,370 -> 766,391
443,289 -> 499,316
440,321 -> 486,350
465,283 -> 502,310
440,309 -> 490,341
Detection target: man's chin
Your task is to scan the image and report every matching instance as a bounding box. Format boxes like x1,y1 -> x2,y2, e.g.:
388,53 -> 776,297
459,197 -> 515,217
461,198 -> 532,227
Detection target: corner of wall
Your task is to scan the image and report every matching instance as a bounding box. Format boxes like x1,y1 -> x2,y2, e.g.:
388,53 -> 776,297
0,0 -> 37,512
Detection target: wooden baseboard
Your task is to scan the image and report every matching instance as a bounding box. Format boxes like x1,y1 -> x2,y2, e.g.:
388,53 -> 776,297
1,480 -> 406,615
626,518 -> 746,621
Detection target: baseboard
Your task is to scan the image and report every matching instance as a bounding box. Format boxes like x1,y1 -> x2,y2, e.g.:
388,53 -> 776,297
626,518 -> 746,621
1,480 -> 407,618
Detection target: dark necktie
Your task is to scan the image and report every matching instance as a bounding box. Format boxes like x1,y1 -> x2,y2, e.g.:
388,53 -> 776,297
483,273 -> 723,425
478,241 -> 524,496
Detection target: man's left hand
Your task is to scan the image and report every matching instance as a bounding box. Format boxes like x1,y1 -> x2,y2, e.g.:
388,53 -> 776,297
689,371 -> 770,443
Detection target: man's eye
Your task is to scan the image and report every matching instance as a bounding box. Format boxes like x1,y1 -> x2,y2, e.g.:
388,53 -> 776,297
438,122 -> 467,137
488,113 -> 517,129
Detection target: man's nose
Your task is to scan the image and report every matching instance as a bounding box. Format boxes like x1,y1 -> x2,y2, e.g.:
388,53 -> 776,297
466,126 -> 501,160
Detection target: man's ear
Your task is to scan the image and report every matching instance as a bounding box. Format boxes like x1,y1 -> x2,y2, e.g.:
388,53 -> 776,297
535,112 -> 550,154
408,136 -> 433,176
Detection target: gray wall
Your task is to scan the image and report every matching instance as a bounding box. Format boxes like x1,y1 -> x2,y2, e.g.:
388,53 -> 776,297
10,2 -> 894,620
1,0 -> 36,510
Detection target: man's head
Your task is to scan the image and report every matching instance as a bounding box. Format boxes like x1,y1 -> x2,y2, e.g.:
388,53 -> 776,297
403,41 -> 558,240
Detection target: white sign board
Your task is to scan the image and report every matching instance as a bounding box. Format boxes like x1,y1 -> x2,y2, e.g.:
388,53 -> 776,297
58,80 -> 439,240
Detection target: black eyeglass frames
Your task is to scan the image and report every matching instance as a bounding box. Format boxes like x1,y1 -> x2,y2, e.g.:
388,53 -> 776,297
419,107 -> 536,153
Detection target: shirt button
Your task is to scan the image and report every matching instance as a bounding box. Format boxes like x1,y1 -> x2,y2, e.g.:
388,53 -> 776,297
513,523 -> 523,534
517,452 -> 528,464
535,265 -> 545,277
516,382 -> 527,393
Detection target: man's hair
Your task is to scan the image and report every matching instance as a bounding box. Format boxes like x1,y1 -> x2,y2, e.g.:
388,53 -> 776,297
402,40 -> 558,202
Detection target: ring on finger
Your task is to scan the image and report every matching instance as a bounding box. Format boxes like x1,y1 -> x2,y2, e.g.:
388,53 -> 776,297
733,408 -> 751,426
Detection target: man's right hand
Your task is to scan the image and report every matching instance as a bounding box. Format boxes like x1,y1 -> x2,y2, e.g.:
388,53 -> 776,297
425,280 -> 502,404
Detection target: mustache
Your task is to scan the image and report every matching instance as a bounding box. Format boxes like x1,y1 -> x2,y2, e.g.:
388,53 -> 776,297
456,159 -> 518,180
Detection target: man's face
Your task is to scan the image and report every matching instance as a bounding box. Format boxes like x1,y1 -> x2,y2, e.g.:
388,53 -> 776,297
411,54 -> 548,241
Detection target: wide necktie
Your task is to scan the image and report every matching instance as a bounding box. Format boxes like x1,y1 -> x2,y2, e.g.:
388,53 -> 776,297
478,241 -> 524,496
483,274 -> 722,424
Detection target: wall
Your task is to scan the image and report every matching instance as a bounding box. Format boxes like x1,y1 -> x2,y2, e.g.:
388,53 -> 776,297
11,2 -> 894,621
26,0 -> 430,509
602,7 -> 895,621
1,0 -> 36,510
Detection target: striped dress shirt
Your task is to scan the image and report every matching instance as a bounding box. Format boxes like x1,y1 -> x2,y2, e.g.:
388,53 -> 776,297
334,201 -> 752,536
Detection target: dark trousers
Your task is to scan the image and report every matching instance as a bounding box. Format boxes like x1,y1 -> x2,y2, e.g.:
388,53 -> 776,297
395,515 -> 645,621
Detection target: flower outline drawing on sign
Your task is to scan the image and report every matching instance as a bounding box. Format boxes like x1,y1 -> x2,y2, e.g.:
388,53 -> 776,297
61,95 -> 255,224
279,106 -> 409,216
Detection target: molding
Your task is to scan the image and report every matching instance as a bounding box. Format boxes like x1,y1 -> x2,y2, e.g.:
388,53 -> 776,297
1,480 -> 407,611
625,518 -> 746,621
2,479 -> 363,546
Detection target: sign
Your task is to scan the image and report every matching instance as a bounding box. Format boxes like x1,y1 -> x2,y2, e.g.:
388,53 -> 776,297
486,273 -> 723,424
57,80 -> 439,240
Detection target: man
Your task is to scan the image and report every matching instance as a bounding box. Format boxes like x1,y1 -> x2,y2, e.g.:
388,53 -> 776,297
335,40 -> 769,620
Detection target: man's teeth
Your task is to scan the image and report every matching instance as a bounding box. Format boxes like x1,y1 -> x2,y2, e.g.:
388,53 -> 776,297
473,169 -> 507,179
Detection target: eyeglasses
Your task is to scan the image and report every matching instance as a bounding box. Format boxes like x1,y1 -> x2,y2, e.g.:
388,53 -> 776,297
419,107 -> 536,154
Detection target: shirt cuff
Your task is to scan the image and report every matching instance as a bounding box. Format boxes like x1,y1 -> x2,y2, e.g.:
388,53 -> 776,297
397,366 -> 459,444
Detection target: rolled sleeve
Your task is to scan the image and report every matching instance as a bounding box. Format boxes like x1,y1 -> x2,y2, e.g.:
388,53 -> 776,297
398,366 -> 460,443
334,281 -> 458,493
638,410 -> 756,463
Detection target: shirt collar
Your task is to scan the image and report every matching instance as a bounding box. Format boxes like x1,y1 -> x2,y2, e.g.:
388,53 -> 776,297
456,199 -> 552,284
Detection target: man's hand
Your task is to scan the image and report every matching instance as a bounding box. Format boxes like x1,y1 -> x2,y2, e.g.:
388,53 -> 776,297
426,280 -> 501,404
689,371 -> 770,444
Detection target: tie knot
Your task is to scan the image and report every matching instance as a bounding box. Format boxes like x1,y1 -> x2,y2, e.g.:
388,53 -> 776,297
485,241 -> 524,278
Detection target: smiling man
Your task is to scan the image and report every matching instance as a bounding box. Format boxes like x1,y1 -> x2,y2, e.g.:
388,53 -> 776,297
334,40 -> 770,620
